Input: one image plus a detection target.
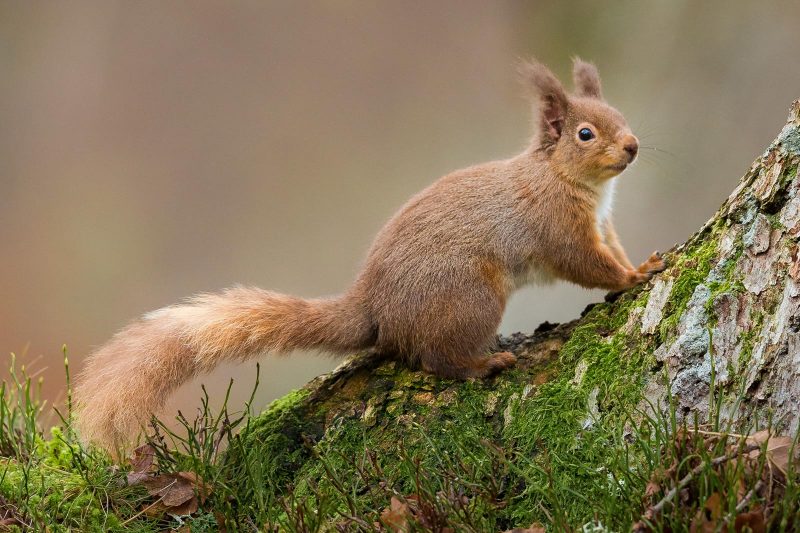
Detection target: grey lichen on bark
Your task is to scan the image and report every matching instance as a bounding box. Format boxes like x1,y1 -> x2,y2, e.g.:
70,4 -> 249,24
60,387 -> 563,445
641,100 -> 800,432
227,101 -> 800,524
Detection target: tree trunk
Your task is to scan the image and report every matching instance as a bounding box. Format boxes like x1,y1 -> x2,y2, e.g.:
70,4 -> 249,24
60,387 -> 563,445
226,101 -> 800,528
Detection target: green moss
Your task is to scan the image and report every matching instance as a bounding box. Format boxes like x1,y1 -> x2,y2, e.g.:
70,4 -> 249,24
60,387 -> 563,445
223,388 -> 319,508
496,291 -> 656,525
704,240 -> 745,328
766,212 -> 784,229
658,229 -> 721,340
736,310 -> 765,380
0,454 -> 152,532
223,364 -> 536,529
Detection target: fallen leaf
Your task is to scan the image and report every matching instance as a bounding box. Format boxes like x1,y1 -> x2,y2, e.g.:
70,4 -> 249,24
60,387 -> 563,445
644,480 -> 660,499
746,430 -> 771,445
704,492 -> 722,520
734,507 -> 766,533
380,496 -> 411,532
126,444 -> 156,485
175,471 -> 210,500
764,436 -> 794,476
690,492 -> 723,533
165,496 -> 199,517
143,496 -> 198,519
140,471 -> 207,517
214,511 -> 228,533
144,474 -> 194,507
746,430 -> 796,476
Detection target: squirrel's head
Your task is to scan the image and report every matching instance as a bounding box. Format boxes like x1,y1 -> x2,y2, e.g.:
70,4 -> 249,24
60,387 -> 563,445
520,57 -> 638,183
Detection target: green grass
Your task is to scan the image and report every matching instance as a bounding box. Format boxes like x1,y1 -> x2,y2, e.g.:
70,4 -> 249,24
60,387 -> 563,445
0,351 -> 157,531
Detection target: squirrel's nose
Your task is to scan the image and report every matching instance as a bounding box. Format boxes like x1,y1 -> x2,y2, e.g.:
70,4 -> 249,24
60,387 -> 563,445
622,135 -> 639,161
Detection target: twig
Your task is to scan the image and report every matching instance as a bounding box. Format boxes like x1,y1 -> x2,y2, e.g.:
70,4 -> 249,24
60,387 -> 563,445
692,429 -> 747,440
713,479 -> 767,530
120,495 -> 167,526
120,479 -> 177,526
736,480 -> 764,513
638,443 -> 759,524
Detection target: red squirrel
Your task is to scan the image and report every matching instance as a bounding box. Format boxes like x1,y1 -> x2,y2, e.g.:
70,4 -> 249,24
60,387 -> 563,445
75,58 -> 665,451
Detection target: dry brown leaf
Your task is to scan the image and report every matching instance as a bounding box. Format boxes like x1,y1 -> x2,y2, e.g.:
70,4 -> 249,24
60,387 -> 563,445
126,443 -> 156,485
690,492 -> 723,533
746,431 -> 796,476
143,496 -> 199,519
747,430 -> 771,445
144,474 -> 194,506
644,480 -> 660,499
139,471 -> 207,517
165,496 -> 199,517
734,507 -> 766,533
176,471 -> 210,500
214,512 -> 228,533
380,496 -> 411,532
129,443 -> 155,471
765,436 -> 794,476
704,492 -> 722,520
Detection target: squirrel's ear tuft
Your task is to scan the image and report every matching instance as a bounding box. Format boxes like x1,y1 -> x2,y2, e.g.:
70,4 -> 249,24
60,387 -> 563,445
518,58 -> 569,147
572,57 -> 603,99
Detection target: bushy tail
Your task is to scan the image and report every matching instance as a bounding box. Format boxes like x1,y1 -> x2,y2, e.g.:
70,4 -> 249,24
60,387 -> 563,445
75,286 -> 374,453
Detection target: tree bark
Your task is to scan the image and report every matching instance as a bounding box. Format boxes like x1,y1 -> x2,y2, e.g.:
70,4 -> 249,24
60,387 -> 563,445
229,101 -> 800,526
642,99 -> 800,431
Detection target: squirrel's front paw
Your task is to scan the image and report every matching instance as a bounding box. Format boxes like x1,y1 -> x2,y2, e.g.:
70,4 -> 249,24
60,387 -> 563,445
623,252 -> 665,288
625,270 -> 651,288
637,251 -> 666,276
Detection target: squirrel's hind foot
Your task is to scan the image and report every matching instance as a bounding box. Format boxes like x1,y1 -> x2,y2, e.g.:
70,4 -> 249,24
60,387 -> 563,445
422,351 -> 517,380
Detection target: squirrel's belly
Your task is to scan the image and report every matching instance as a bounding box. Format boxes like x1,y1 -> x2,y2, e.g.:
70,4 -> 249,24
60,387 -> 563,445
512,262 -> 557,290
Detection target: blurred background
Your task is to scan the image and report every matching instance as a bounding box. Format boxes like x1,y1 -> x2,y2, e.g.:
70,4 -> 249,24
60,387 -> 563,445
2,1 -> 799,422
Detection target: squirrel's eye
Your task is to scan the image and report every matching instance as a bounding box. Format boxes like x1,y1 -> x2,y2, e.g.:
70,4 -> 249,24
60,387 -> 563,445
578,128 -> 594,141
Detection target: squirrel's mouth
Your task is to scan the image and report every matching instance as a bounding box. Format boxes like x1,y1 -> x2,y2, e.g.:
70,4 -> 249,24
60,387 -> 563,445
607,162 -> 628,172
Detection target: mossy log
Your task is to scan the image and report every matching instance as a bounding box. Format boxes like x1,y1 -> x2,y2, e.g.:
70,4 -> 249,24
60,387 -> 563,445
225,102 -> 800,527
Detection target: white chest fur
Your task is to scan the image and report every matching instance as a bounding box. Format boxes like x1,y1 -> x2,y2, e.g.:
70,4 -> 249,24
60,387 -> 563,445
595,178 -> 617,225
512,263 -> 557,290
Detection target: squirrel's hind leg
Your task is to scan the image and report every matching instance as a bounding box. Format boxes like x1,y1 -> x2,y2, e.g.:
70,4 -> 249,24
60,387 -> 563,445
378,259 -> 514,379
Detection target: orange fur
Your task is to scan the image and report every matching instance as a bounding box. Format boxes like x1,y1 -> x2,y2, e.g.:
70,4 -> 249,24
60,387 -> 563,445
75,57 -> 665,452
76,288 -> 373,451
602,218 -> 635,270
